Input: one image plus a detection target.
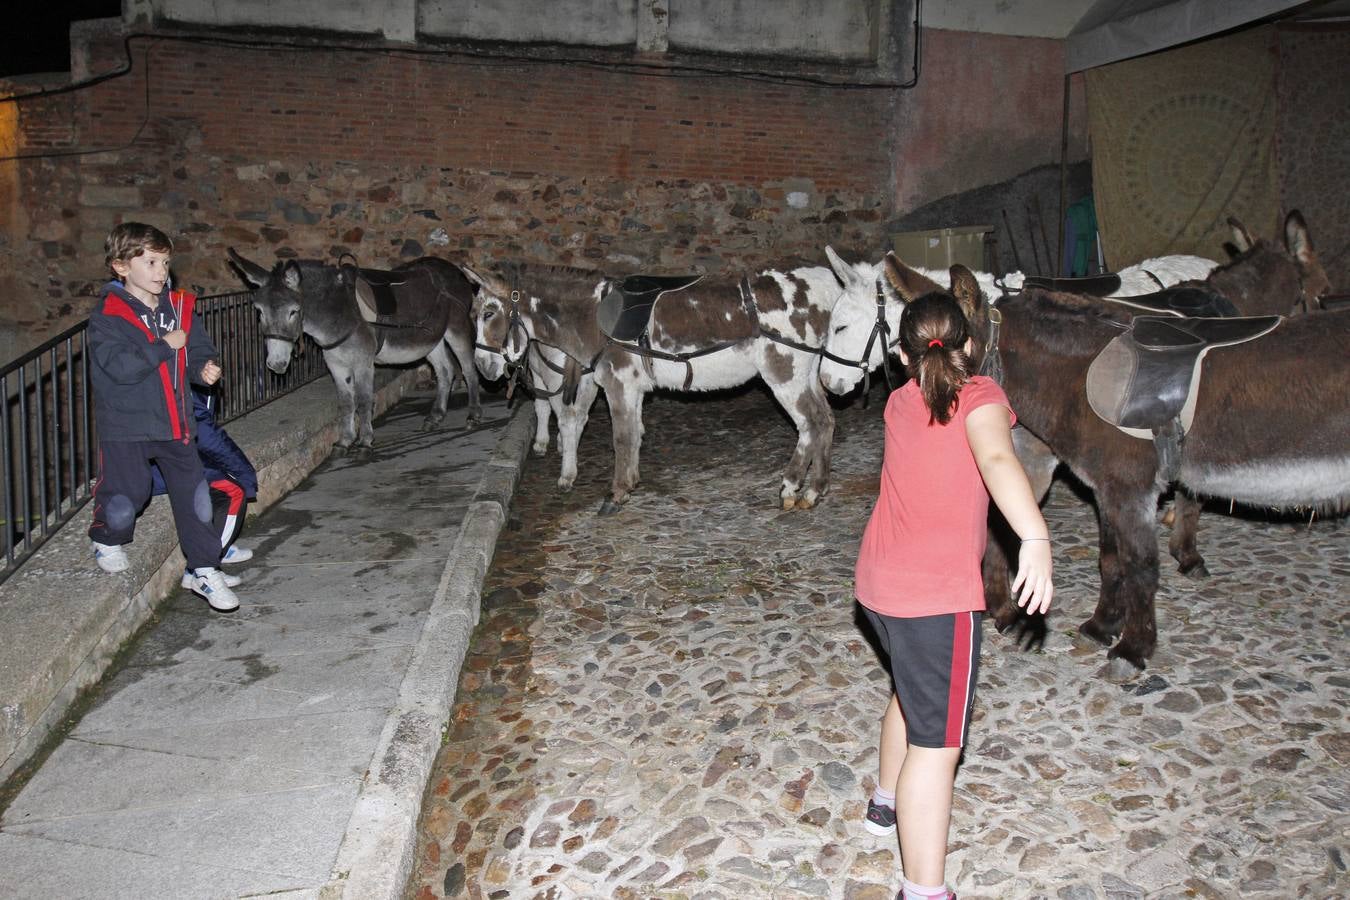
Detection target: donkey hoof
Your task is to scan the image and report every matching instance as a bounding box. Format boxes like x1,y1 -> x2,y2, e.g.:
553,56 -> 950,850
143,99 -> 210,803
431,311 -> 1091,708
780,496 -> 797,511
1178,560 -> 1211,580
1103,653 -> 1146,683
795,495 -> 817,510
421,416 -> 445,432
1075,620 -> 1115,649
352,445 -> 374,462
532,443 -> 549,458
597,498 -> 624,516
557,478 -> 575,493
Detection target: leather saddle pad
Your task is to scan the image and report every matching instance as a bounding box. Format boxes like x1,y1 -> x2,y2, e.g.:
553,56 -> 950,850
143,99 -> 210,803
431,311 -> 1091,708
352,266 -> 421,327
1086,315 -> 1281,439
1101,285 -> 1238,319
597,273 -> 704,342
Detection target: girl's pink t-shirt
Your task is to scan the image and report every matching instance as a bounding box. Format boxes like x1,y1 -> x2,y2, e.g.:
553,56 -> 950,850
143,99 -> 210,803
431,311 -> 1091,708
854,375 -> 1015,618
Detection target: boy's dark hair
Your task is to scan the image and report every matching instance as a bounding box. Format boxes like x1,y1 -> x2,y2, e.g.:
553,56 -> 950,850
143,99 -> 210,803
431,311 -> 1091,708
898,293 -> 972,426
105,222 -> 173,271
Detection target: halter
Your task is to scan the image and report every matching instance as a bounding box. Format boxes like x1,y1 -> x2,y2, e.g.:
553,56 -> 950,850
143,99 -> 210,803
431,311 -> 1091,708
472,289 -> 532,361
816,279 -> 901,397
474,289 -> 590,401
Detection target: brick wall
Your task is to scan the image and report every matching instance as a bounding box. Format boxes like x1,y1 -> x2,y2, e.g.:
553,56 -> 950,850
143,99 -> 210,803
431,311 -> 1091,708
1,22 -> 1085,356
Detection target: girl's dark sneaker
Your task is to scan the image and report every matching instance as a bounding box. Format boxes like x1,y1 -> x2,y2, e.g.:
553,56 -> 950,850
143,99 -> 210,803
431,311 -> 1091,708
863,798 -> 897,835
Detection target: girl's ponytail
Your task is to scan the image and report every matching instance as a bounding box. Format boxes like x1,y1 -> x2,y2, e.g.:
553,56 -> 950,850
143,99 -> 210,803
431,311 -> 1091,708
898,294 -> 972,425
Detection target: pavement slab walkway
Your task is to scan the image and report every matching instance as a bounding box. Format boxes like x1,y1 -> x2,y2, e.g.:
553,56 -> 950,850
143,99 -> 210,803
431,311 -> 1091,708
0,388 -> 529,900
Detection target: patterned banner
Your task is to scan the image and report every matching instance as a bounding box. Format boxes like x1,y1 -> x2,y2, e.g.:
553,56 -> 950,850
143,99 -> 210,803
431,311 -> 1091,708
1086,26 -> 1280,267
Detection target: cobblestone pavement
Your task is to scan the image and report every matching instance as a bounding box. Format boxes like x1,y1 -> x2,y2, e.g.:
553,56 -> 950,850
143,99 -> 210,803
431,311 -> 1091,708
406,384 -> 1348,900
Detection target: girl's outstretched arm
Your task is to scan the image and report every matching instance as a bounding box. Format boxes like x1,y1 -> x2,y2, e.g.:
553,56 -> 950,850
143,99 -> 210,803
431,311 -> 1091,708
965,404 -> 1054,615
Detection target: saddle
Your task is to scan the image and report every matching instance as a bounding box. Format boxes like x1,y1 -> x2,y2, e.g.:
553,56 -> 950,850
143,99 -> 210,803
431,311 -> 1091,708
1099,285 -> 1238,319
1022,272 -> 1122,297
349,266 -> 421,328
1086,314 -> 1281,474
597,274 -> 704,342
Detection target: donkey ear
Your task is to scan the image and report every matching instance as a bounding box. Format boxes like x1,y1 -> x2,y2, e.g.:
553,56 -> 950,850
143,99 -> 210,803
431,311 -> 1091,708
460,264 -> 510,298
948,265 -> 984,319
1227,216 -> 1255,253
882,252 -> 944,302
281,261 -> 303,292
227,247 -> 270,289
824,246 -> 863,288
1284,210 -> 1315,263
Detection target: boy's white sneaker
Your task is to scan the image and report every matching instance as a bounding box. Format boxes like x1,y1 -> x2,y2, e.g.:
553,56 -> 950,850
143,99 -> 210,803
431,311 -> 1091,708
220,545 -> 253,565
92,541 -> 129,574
187,567 -> 240,612
181,569 -> 241,589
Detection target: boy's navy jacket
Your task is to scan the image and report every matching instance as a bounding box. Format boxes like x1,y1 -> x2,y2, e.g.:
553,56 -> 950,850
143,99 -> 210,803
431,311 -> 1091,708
151,388 -> 259,499
88,281 -> 219,442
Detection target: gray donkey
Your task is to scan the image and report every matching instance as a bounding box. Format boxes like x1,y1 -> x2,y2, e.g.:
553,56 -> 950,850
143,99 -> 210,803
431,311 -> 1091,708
228,250 -> 481,458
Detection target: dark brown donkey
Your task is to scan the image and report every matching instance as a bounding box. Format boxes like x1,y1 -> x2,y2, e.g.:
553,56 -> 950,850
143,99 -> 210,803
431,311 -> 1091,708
880,257 -> 1348,680
1110,211 -> 1332,575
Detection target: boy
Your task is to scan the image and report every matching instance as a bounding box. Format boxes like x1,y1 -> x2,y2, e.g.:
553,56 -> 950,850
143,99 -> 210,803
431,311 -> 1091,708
87,222 -> 241,612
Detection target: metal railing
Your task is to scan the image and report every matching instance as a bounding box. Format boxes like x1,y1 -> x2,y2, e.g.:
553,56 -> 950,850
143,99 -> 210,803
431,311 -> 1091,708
0,290 -> 327,585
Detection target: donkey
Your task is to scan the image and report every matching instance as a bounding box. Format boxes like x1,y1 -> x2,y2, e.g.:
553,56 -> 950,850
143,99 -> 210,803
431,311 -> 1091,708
820,211 -> 1331,576
471,295 -> 601,493
466,262 -> 843,513
228,250 -> 481,458
881,256 -> 1349,678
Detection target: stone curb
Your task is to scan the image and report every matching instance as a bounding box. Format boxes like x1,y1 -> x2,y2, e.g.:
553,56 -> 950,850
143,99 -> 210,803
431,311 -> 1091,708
323,399 -> 535,900
0,370 -> 418,785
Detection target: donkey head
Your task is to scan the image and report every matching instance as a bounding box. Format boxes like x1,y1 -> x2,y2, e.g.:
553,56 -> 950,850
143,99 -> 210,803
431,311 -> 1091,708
877,256 -> 989,371
818,247 -> 904,395
1224,210 -> 1332,312
227,248 -> 312,374
461,265 -> 527,381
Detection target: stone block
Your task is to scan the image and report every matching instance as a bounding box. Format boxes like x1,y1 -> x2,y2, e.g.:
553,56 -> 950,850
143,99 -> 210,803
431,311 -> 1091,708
78,185 -> 143,208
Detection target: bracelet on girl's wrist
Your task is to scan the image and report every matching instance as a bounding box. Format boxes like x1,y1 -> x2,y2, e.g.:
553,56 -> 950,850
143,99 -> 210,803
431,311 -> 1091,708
1021,537 -> 1050,543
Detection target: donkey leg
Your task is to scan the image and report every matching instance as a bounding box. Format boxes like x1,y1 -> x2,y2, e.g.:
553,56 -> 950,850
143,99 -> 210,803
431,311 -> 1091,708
1167,491 -> 1209,578
1107,493 -> 1163,677
599,371 -> 645,515
556,377 -> 598,492
1082,490 -> 1161,675
762,358 -> 819,509
444,328 -> 483,427
353,363 -> 377,457
795,382 -> 835,510
324,356 -> 359,452
532,397 -> 552,457
422,341 -> 456,430
1079,505 -> 1126,649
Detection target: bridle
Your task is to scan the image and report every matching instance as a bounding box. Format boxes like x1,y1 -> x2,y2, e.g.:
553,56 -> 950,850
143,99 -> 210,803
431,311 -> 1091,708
472,290 -> 531,363
473,289 -> 589,400
817,279 -> 903,396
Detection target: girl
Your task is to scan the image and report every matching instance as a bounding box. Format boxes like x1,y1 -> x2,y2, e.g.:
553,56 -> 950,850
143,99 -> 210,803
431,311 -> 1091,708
854,290 -> 1054,900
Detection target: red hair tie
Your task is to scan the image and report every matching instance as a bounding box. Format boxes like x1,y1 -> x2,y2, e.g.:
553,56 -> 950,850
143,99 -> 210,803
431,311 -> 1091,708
928,339 -> 943,348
